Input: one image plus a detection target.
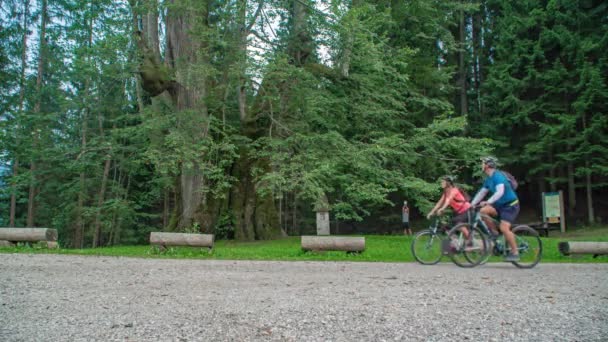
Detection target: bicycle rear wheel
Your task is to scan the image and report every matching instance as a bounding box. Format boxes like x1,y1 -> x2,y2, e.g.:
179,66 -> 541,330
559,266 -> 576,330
447,224 -> 487,268
510,225 -> 542,269
411,230 -> 443,265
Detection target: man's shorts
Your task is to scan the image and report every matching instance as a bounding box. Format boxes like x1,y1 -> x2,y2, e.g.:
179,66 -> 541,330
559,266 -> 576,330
493,203 -> 520,223
402,222 -> 410,229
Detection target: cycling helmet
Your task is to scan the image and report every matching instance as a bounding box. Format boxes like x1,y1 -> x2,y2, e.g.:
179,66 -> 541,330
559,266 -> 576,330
481,156 -> 498,168
442,175 -> 456,184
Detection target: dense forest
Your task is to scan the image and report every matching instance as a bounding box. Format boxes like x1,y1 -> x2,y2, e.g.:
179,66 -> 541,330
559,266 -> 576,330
0,0 -> 606,247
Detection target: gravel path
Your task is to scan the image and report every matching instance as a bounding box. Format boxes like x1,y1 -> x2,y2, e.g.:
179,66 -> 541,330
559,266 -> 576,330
1,254 -> 607,341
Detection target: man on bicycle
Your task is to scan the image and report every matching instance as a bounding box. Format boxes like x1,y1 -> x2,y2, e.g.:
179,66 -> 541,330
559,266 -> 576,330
470,157 -> 520,261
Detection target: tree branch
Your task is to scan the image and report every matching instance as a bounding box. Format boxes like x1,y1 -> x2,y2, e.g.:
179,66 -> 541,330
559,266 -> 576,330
250,29 -> 273,45
246,0 -> 265,32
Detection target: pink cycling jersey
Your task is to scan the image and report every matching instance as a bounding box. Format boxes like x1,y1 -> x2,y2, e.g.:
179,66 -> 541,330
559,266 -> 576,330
446,187 -> 470,214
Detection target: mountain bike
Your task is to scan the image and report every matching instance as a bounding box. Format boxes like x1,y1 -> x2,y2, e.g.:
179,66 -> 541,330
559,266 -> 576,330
447,206 -> 543,268
444,212 -> 488,268
411,216 -> 447,265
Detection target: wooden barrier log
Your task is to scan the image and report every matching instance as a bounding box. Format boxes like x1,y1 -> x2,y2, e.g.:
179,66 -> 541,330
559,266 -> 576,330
0,228 -> 58,242
301,236 -> 365,252
0,240 -> 16,247
558,241 -> 608,256
149,232 -> 214,248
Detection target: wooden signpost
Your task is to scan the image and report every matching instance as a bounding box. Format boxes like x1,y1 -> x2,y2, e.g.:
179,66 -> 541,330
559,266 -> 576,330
542,191 -> 566,233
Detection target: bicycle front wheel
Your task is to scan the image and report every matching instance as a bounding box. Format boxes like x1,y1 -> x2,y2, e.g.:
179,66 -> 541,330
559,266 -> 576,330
447,224 -> 488,268
411,230 -> 443,265
510,225 -> 543,269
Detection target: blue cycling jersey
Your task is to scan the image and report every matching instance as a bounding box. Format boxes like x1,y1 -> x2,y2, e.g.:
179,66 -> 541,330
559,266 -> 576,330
483,170 -> 518,207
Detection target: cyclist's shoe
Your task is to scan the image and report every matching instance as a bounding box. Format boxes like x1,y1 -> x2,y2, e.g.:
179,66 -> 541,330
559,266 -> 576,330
504,253 -> 520,262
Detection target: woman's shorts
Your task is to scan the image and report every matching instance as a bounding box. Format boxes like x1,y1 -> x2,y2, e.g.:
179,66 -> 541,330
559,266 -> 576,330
452,209 -> 472,225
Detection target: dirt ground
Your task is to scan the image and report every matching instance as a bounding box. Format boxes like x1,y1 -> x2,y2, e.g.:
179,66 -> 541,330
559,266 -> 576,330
1,254 -> 607,341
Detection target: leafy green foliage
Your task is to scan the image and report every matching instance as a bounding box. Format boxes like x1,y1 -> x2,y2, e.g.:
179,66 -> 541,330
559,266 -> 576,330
0,0 -> 605,247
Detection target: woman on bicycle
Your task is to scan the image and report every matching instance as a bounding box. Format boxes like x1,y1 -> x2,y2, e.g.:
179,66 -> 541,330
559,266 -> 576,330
426,176 -> 472,226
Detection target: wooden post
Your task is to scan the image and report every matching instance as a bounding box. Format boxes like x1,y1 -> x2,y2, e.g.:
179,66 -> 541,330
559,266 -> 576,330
315,194 -> 330,236
316,209 -> 330,236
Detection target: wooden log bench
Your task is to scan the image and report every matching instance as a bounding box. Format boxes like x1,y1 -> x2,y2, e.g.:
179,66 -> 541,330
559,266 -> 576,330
301,236 -> 365,252
528,221 -> 560,237
0,228 -> 59,248
558,241 -> 608,258
149,232 -> 214,251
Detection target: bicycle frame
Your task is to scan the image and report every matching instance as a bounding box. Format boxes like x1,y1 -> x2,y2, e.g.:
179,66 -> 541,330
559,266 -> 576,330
427,216 -> 441,235
471,209 -> 500,237
470,207 -> 529,257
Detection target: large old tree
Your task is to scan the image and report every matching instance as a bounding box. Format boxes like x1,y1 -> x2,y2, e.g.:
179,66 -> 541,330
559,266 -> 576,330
130,0 -> 288,239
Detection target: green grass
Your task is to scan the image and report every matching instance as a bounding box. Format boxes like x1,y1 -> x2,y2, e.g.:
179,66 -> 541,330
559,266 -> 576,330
1,227 -> 607,263
537,227 -> 608,263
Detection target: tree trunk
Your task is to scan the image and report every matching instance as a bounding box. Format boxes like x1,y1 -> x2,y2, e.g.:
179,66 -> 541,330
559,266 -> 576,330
458,8 -> 468,116
92,99 -> 112,247
27,0 -> 48,227
179,165 -> 204,229
10,160 -> 19,227
163,188 -> 169,228
340,0 -> 361,78
75,156 -> 86,248
113,175 -> 130,245
472,6 -> 482,115
93,157 -> 111,247
131,0 -> 280,238
164,1 -> 211,229
74,10 -> 94,249
12,0 -> 30,227
538,174 -> 546,194
288,0 -> 313,67
581,114 -> 594,224
236,0 -> 248,122
130,0 -> 212,230
548,150 -> 557,192
584,160 -> 594,224
293,194 -> 298,234
142,2 -> 161,62
567,161 -> 576,217
26,163 -> 36,227
231,152 -> 257,240
228,0 -> 288,240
